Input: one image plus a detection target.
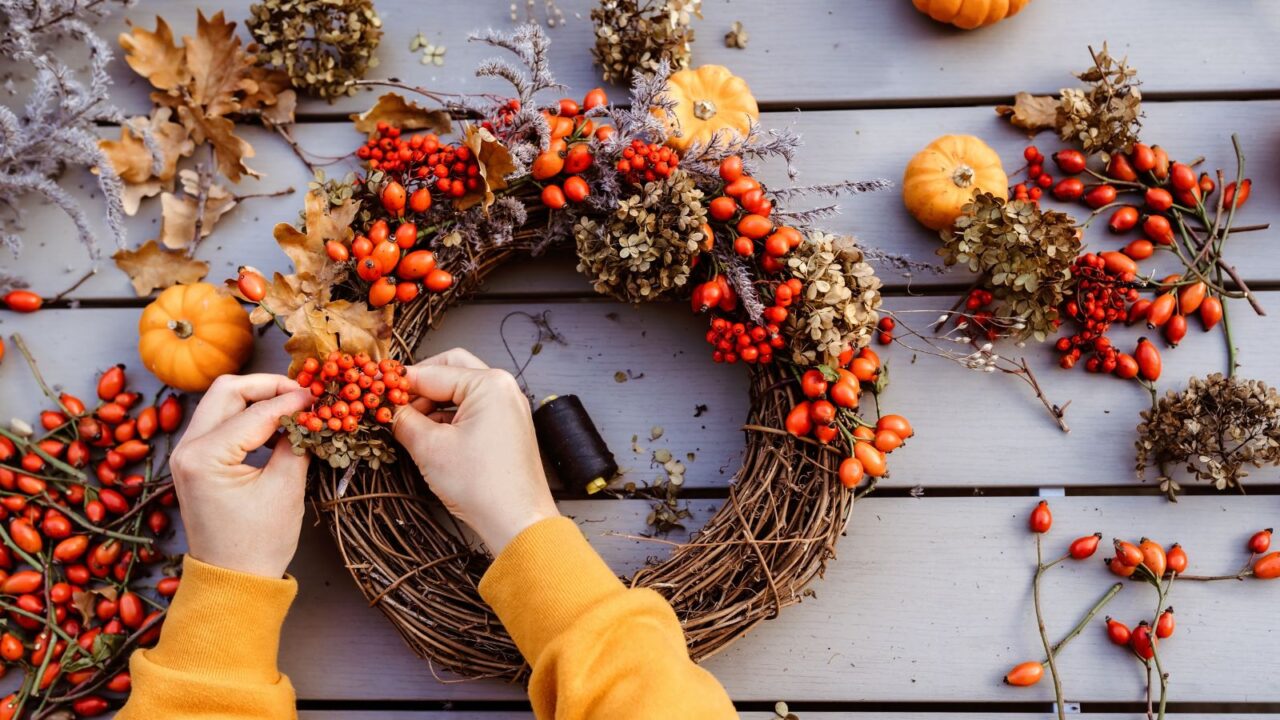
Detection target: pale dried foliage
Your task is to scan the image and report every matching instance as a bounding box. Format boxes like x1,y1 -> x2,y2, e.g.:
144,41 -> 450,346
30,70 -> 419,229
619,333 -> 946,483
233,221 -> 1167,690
573,170 -> 708,302
942,193 -> 1079,342
1136,374 -> 1280,499
0,0 -> 132,261
1057,43 -> 1142,155
590,0 -> 701,84
785,230 -> 882,367
248,0 -> 383,101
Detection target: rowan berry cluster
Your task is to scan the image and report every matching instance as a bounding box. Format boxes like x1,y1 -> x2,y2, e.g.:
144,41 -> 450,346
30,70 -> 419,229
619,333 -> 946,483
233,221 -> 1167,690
704,317 -> 784,366
0,354 -> 180,716
357,124 -> 480,200
615,138 -> 677,186
292,352 -> 412,432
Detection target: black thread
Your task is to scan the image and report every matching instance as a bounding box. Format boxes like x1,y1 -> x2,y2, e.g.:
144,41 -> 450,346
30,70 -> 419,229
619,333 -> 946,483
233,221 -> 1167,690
532,394 -> 618,495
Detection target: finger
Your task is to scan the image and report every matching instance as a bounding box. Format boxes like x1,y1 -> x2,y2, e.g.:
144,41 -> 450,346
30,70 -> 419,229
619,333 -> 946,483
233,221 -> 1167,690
410,350 -> 488,415
402,364 -> 494,406
262,434 -> 310,489
414,348 -> 489,370
185,374 -> 302,440
427,409 -> 457,424
200,388 -> 314,463
392,404 -> 450,451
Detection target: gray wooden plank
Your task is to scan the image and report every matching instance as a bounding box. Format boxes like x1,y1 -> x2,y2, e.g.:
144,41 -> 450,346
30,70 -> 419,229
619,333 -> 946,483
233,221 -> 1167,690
10,100 -> 1280,301
5,291 -> 1280,490
283,495 -> 1280,703
96,1 -> 1280,115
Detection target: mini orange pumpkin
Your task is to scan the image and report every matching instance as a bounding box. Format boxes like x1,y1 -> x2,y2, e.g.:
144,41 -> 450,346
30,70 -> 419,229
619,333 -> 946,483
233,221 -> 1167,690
138,282 -> 253,392
657,65 -> 759,153
903,135 -> 1008,231
913,0 -> 1031,29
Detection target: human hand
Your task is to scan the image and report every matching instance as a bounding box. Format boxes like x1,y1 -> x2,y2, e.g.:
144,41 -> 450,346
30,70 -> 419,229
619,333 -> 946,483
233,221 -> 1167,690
169,374 -> 313,578
393,349 -> 559,555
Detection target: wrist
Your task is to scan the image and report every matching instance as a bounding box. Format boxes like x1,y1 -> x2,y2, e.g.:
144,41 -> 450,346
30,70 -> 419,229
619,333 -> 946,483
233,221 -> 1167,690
478,504 -> 560,556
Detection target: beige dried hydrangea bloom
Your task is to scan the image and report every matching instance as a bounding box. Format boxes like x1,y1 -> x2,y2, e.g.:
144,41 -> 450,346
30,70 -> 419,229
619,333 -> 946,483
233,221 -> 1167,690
574,170 -> 708,302
248,0 -> 383,101
784,231 -> 882,367
590,0 -> 701,84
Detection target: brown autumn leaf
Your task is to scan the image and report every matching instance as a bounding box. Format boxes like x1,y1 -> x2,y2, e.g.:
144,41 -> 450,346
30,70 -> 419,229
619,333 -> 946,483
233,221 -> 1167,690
995,92 -> 1060,133
350,92 -> 453,137
260,88 -> 298,127
272,190 -> 359,280
159,185 -> 238,250
184,10 -> 256,118
119,16 -> 190,92
97,108 -> 195,215
456,124 -> 517,211
280,299 -> 392,375
179,109 -> 259,182
248,271 -> 310,326
113,239 -> 210,296
241,66 -> 294,116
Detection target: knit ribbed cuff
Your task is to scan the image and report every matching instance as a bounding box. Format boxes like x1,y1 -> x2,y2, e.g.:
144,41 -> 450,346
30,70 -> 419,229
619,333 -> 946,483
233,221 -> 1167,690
479,516 -> 625,664
146,555 -> 297,683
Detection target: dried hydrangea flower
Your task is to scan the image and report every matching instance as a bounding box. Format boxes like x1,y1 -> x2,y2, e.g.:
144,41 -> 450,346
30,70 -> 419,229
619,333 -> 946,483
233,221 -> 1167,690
248,0 -> 383,101
941,193 -> 1080,342
590,0 -> 701,85
784,231 -> 882,367
574,169 -> 708,302
1136,374 -> 1280,499
1057,43 -> 1142,155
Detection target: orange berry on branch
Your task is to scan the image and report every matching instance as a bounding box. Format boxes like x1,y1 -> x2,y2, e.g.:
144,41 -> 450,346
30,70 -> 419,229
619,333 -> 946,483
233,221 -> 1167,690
564,175 -> 590,203
541,184 -> 567,209
425,268 -> 454,293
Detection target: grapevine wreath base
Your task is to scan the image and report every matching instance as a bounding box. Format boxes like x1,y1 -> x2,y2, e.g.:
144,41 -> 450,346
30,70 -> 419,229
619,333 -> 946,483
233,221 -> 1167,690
237,25 -> 908,681
312,250 -> 855,679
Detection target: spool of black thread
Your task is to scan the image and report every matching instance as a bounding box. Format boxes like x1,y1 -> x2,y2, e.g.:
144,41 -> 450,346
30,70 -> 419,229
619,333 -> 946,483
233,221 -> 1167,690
532,394 -> 618,495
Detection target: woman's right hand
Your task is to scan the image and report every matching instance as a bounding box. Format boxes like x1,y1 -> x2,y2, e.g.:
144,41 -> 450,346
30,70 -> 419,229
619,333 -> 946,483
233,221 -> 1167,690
393,349 -> 560,555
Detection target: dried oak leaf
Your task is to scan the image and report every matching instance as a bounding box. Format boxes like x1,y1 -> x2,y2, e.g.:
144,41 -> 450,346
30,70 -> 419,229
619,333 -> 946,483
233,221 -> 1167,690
273,190 -> 360,280
113,240 -> 210,296
97,108 -> 195,214
457,124 -> 517,211
248,271 -> 309,325
119,16 -> 190,92
995,92 -> 1059,132
178,106 -> 259,183
350,92 -> 452,137
159,184 -> 238,250
281,300 -> 392,376
184,10 -> 257,117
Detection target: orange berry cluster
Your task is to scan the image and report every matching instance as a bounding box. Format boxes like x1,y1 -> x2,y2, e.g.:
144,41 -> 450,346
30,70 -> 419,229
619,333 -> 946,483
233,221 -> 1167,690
533,90 -> 612,209
704,317 -> 785,365
358,124 -> 479,200
293,352 -> 412,432
615,138 -> 677,186
346,211 -> 455,308
706,156 -> 805,273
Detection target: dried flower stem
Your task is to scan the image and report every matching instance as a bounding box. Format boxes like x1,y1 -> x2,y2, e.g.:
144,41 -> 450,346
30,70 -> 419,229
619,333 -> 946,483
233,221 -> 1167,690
1034,535 -> 1069,720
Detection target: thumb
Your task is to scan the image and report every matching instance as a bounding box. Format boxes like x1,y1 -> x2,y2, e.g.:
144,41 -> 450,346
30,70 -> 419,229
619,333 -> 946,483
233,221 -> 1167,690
392,404 -> 451,456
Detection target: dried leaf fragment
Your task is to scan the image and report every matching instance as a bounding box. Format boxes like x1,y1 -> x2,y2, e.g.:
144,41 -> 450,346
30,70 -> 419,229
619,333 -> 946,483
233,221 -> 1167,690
350,92 -> 453,137
113,240 -> 210,296
995,92 -> 1059,132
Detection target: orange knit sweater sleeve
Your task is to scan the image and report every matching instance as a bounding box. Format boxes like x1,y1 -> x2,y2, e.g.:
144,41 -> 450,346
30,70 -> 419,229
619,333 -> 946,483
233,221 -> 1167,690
117,555 -> 298,719
479,517 -> 737,720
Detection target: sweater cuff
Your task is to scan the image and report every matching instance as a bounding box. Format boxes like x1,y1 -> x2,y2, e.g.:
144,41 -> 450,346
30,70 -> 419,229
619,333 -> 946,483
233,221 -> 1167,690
144,555 -> 297,683
479,516 -> 625,664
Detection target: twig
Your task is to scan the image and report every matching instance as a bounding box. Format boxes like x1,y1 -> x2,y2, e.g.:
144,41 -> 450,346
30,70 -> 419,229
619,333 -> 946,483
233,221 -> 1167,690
50,268 -> 97,302
1034,534 -> 1068,720
1043,582 -> 1123,662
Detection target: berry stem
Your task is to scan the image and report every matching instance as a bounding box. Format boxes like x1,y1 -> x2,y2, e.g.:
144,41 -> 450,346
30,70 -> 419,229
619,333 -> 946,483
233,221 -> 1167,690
1034,533 -> 1068,720
1040,581 -> 1123,666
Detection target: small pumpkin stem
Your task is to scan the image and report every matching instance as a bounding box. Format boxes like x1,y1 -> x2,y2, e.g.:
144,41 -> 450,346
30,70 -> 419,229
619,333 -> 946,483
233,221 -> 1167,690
952,164 -> 976,188
693,99 -> 717,120
167,319 -> 194,339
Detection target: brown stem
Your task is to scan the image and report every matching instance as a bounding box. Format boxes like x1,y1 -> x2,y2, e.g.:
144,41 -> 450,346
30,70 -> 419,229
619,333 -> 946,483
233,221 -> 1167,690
50,268 -> 97,302
1003,358 -> 1070,433
233,187 -> 296,203
1034,534 -> 1068,720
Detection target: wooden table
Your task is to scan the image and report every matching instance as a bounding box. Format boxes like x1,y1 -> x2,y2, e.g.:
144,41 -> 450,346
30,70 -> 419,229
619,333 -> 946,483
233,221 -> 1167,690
4,1 -> 1280,717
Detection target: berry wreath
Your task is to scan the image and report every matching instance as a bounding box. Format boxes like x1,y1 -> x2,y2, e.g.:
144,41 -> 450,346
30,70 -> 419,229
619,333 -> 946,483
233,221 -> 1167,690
247,25 -> 912,679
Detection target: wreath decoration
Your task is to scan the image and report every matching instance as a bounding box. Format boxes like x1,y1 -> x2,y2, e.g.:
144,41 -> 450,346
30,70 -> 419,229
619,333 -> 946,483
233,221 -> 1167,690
242,26 -> 910,678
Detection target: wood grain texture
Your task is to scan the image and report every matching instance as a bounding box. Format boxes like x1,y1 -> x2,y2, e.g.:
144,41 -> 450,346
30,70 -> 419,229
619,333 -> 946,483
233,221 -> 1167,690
283,495 -> 1280,702
5,289 -> 1278,491
11,101 -> 1280,301
94,0 -> 1280,115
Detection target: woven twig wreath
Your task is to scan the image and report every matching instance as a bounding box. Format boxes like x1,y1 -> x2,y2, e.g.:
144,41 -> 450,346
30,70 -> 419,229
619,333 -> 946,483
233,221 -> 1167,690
312,245 -> 855,680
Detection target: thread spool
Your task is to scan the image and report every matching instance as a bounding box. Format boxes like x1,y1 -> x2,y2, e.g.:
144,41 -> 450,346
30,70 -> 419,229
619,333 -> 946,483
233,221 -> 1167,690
532,394 -> 618,495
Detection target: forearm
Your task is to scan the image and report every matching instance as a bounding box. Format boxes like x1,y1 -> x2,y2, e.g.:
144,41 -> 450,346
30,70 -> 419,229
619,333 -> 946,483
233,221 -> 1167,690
480,517 -> 737,720
117,556 -> 298,719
